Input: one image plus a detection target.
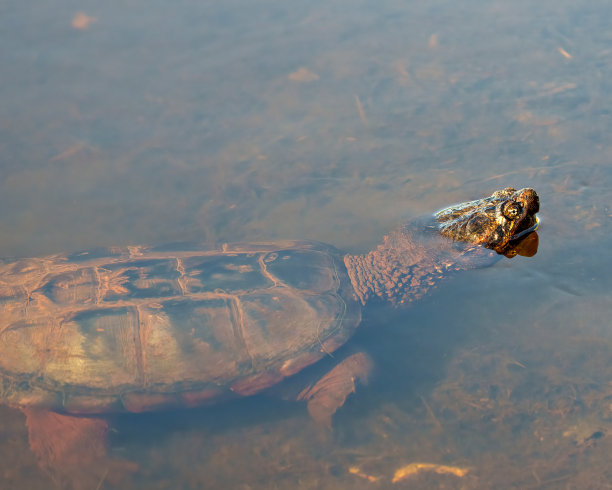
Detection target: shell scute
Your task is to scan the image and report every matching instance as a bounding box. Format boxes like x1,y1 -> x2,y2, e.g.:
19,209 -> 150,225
180,254 -> 273,294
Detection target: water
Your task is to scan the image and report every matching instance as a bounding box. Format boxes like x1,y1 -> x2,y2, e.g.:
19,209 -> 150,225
1,0 -> 612,488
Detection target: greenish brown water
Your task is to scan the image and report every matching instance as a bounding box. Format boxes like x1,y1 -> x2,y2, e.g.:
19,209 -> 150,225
1,0 -> 612,488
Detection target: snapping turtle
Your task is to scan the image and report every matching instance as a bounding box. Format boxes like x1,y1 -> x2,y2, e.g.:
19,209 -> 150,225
0,187 -> 539,486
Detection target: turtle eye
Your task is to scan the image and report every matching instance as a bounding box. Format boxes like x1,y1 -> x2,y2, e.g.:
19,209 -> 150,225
503,202 -> 522,220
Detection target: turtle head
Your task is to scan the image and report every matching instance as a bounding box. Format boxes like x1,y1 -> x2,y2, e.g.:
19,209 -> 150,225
434,187 -> 540,256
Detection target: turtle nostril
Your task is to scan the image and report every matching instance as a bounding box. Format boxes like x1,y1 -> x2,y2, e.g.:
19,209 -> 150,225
520,189 -> 540,214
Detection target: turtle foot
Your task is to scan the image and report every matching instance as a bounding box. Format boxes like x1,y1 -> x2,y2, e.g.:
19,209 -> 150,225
297,352 -> 373,428
23,407 -> 138,489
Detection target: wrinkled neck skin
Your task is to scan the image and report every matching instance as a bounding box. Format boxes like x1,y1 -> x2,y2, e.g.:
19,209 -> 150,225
344,220 -> 496,306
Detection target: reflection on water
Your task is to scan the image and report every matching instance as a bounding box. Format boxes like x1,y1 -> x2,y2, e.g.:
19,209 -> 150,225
1,0 -> 612,488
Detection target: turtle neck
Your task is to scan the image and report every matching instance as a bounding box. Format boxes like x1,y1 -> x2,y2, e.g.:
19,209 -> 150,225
343,224 -> 480,306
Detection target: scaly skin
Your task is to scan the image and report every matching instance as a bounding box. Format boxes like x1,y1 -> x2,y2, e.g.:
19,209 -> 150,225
344,188 -> 540,305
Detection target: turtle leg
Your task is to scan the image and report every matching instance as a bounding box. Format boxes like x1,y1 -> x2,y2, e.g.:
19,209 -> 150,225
297,351 -> 373,428
22,408 -> 137,490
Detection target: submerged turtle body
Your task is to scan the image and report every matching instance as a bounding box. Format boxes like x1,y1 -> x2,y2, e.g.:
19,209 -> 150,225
0,187 -> 539,419
0,241 -> 362,413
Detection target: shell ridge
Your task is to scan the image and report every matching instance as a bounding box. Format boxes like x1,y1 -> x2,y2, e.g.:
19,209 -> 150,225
319,254 -> 347,357
133,305 -> 146,389
175,257 -> 188,296
230,295 -> 255,372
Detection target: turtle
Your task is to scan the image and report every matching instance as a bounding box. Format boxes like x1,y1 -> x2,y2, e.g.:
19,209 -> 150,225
0,187 -> 539,487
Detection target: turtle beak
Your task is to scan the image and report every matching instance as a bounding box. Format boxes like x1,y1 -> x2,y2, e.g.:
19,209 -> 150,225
511,188 -> 540,239
510,216 -> 540,242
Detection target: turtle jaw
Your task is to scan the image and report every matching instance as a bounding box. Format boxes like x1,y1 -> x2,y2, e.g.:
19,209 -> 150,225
434,187 -> 540,254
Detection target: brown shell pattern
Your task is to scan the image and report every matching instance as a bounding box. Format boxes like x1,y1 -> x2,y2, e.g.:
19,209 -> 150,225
0,241 -> 361,413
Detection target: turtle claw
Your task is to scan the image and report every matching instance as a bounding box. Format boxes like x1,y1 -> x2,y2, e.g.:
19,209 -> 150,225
297,352 -> 373,428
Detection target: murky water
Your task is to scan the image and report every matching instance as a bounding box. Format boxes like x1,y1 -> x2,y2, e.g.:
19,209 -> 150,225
1,0 -> 612,488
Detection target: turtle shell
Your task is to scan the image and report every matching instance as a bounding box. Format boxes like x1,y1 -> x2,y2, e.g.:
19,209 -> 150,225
0,241 -> 361,414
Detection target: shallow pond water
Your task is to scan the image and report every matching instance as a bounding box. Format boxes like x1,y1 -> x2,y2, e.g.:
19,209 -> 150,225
1,0 -> 612,488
